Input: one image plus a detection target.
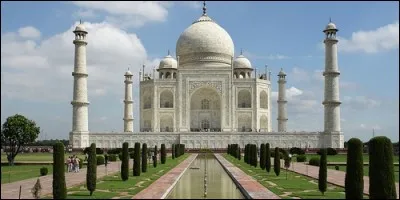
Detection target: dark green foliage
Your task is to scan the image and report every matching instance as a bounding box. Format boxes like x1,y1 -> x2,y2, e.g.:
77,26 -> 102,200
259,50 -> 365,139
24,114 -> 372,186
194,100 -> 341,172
289,147 -> 305,155
249,144 -> 253,166
106,148 -> 122,154
369,136 -> 397,199
2,114 -> 40,166
95,148 -> 104,155
172,144 -> 175,159
153,145 -> 158,168
244,144 -> 248,163
260,144 -> 266,170
86,143 -> 97,196
96,155 -> 105,165
345,138 -> 364,199
52,142 -> 66,199
142,143 -> 148,173
309,157 -> 320,166
108,154 -> 117,162
118,153 -> 122,161
283,149 -> 291,169
133,142 -> 141,176
274,147 -> 280,176
129,152 -> 135,159
296,155 -> 307,162
161,144 -> 166,164
317,148 -> 337,156
237,146 -> 241,160
40,167 -> 48,176
121,142 -> 129,181
335,165 -> 339,170
265,143 -> 271,173
318,148 -> 327,195
228,144 -> 231,155
174,144 -> 178,158
253,144 -> 258,167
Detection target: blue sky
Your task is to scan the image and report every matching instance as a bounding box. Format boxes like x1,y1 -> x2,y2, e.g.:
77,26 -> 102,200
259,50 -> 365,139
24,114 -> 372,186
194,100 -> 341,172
1,1 -> 398,142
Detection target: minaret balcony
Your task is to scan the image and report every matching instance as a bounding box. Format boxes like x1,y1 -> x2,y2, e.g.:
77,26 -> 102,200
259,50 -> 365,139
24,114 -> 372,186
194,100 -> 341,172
71,100 -> 90,106
124,100 -> 133,103
277,100 -> 287,103
72,72 -> 88,77
73,40 -> 88,45
322,100 -> 341,105
323,71 -> 340,76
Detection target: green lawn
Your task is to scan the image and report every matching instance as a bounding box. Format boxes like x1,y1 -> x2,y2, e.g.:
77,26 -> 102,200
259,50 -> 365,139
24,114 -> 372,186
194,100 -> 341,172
1,164 -> 86,184
328,165 -> 399,183
1,153 -> 86,162
303,154 -> 399,163
223,154 -> 369,199
42,154 -> 190,199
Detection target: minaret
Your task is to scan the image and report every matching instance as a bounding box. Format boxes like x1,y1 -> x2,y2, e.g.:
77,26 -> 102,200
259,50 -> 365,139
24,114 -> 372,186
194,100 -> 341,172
71,21 -> 89,148
323,19 -> 343,148
124,69 -> 134,132
277,68 -> 288,132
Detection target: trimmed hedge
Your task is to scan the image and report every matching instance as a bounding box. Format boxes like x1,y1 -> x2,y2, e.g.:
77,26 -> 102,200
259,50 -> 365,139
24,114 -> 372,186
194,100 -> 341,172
345,138 -> 364,199
142,143 -> 147,173
296,154 -> 307,162
161,144 -> 166,164
121,142 -> 129,181
289,147 -> 305,155
274,147 -> 280,176
260,144 -> 266,170
369,136 -> 397,199
86,143 -> 97,196
335,165 -> 339,170
96,155 -> 105,166
118,153 -> 122,161
309,157 -> 320,166
317,148 -> 337,156
318,148 -> 327,195
133,143 -> 141,176
172,144 -> 175,159
96,148 -> 104,155
174,144 -> 178,158
237,146 -> 241,160
108,154 -> 117,162
265,143 -> 271,173
52,142 -> 66,199
40,167 -> 48,176
153,145 -> 158,168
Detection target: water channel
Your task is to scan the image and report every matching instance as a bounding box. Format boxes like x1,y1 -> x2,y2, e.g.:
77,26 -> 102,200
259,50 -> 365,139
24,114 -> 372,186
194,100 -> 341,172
167,154 -> 244,199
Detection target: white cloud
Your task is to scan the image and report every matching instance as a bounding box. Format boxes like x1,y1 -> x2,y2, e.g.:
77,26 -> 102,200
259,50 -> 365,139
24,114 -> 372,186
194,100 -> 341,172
181,1 -> 202,9
360,124 -> 366,129
17,26 -> 41,39
339,21 -> 399,53
73,9 -> 96,19
71,1 -> 172,28
1,21 -> 160,102
340,81 -> 358,90
343,96 -> 380,110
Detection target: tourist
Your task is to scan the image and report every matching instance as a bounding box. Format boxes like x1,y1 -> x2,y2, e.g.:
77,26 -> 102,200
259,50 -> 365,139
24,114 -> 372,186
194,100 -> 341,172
67,156 -> 72,172
75,156 -> 80,172
104,154 -> 108,167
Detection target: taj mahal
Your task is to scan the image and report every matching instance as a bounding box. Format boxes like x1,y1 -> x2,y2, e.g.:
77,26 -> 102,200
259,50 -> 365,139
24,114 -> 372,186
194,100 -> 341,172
69,4 -> 344,150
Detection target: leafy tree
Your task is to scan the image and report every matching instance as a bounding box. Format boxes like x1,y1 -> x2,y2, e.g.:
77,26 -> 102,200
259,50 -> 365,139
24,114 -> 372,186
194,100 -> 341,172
274,147 -> 280,176
133,143 -> 141,176
283,149 -> 291,180
142,143 -> 147,173
260,144 -> 266,170
1,114 -> 40,165
153,145 -> 158,168
345,138 -> 364,199
52,142 -> 66,199
369,136 -> 397,199
161,144 -> 166,164
172,144 -> 175,159
121,142 -> 129,181
265,143 -> 271,173
318,148 -> 327,195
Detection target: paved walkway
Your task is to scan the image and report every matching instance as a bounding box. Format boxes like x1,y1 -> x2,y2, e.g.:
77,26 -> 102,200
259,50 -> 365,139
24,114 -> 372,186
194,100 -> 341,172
215,154 -> 281,199
132,154 -> 198,199
1,160 -> 131,199
283,159 -> 399,198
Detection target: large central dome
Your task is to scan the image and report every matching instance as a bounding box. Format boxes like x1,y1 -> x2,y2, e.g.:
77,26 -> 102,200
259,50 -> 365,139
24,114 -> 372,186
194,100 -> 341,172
176,14 -> 234,66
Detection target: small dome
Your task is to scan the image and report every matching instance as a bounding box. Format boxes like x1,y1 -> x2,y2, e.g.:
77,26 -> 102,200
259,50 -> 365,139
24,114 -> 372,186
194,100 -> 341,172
233,54 -> 252,69
125,70 -> 133,76
324,22 -> 338,32
278,68 -> 286,76
74,23 -> 87,32
159,54 -> 177,69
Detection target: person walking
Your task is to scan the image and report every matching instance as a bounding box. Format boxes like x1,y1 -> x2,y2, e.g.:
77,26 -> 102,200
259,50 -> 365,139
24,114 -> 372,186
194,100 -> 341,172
66,156 -> 71,173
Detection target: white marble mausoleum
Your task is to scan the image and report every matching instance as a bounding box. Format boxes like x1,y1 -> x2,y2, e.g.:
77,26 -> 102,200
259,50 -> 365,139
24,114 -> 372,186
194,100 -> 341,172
69,5 -> 344,150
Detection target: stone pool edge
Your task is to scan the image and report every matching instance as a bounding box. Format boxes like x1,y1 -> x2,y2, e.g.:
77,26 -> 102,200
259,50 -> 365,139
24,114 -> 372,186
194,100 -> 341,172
214,153 -> 281,199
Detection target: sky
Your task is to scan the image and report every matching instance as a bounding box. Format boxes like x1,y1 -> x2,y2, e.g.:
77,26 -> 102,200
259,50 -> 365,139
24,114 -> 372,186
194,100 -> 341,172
1,1 -> 399,143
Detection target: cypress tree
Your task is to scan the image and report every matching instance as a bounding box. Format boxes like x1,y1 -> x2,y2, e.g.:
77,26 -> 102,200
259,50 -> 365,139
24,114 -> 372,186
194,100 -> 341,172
260,143 -> 266,170
172,144 -> 175,159
142,143 -> 147,173
266,143 -> 271,173
369,136 -> 397,199
161,144 -> 166,164
174,143 -> 178,158
243,144 -> 247,163
52,142 -> 66,199
319,148 -> 327,195
121,142 -> 129,181
249,144 -> 253,166
237,146 -> 241,160
153,145 -> 158,168
274,147 -> 280,176
133,142 -> 141,176
254,144 -> 258,168
86,143 -> 97,196
345,138 -> 364,199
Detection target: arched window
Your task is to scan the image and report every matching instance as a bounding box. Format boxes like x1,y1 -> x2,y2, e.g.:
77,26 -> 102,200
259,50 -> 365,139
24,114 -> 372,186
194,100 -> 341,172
144,95 -> 152,109
201,120 -> 210,130
173,72 -> 177,79
238,90 -> 251,108
160,90 -> 173,108
165,72 -> 171,79
201,99 -> 210,110
260,91 -> 268,109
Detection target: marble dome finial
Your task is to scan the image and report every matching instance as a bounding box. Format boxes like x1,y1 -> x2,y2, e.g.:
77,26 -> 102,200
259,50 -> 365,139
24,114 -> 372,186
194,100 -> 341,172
203,1 -> 207,15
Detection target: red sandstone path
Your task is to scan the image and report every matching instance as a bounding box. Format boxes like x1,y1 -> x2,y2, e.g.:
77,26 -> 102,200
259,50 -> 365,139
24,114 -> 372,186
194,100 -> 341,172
281,159 -> 399,199
1,160 -> 131,199
132,154 -> 198,199
215,154 -> 281,199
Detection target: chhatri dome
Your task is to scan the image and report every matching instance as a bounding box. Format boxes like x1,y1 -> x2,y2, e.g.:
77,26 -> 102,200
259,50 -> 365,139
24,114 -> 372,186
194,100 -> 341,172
158,50 -> 178,69
233,50 -> 252,69
74,20 -> 87,33
176,2 -> 234,65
